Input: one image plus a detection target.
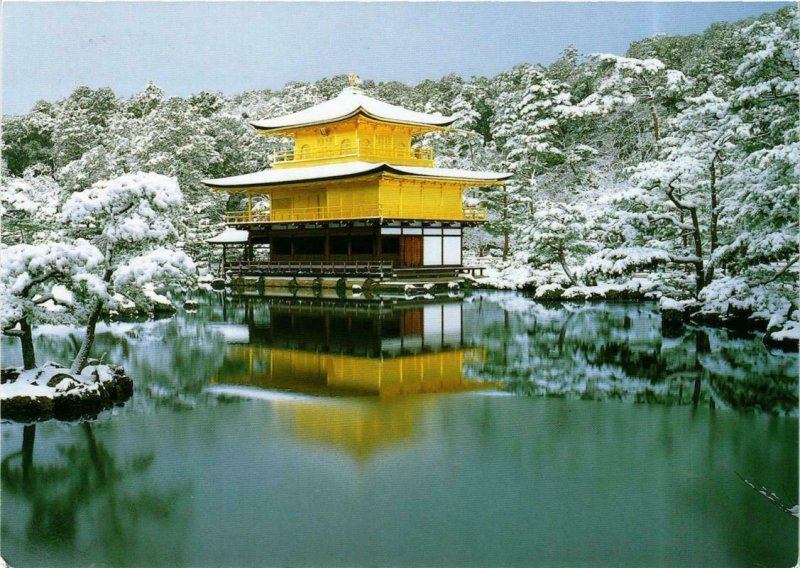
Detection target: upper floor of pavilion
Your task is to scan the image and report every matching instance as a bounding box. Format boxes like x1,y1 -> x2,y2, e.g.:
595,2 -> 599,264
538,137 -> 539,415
252,83 -> 456,169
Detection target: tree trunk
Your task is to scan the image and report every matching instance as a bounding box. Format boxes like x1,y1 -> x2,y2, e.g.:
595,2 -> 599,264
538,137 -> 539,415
22,424 -> 35,486
70,298 -> 104,374
84,422 -> 107,485
502,191 -> 509,261
679,211 -> 688,248
706,157 -> 720,284
558,246 -> 577,285
676,187 -> 687,248
665,183 -> 705,296
689,209 -> 706,295
72,244 -> 114,374
649,102 -> 661,145
709,160 -> 719,253
20,318 -> 36,370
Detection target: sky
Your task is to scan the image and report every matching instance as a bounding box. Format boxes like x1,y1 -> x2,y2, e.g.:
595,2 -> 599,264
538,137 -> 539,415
2,2 -> 791,115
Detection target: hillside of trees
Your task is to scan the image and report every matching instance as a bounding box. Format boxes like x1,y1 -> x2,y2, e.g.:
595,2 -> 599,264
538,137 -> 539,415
2,6 -> 797,342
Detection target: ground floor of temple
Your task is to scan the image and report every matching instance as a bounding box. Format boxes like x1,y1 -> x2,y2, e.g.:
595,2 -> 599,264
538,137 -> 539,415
213,220 -> 477,278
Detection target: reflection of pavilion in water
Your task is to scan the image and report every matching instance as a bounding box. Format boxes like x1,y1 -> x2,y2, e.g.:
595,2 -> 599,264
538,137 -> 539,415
211,298 -> 488,397
209,298 -> 491,458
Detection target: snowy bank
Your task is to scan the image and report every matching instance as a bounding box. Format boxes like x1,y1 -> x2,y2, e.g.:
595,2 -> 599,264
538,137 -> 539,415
764,311 -> 800,351
1,363 -> 133,422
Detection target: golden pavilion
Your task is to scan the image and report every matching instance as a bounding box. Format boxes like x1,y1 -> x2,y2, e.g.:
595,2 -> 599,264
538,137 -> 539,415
202,77 -> 509,278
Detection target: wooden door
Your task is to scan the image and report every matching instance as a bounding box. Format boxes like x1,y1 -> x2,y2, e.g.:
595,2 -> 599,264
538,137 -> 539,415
401,236 -> 423,267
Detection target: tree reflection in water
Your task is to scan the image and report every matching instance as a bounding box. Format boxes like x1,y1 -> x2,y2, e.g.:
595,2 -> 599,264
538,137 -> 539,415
466,293 -> 798,415
1,421 -> 190,566
1,291 -> 795,418
0,291 -> 796,567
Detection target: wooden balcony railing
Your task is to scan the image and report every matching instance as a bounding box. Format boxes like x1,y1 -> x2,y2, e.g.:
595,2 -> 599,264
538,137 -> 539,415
224,204 -> 488,224
226,259 -> 394,278
272,145 -> 434,167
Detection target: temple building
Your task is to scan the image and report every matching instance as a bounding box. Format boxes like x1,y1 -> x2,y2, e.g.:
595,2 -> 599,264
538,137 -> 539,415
202,77 -> 509,278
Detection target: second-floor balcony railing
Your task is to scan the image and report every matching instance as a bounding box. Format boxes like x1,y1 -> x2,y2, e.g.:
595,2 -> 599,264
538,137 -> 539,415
225,204 -> 487,224
272,145 -> 434,167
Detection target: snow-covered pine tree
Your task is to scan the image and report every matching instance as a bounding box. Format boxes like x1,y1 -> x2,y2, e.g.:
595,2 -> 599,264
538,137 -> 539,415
61,172 -> 196,372
0,241 -> 105,369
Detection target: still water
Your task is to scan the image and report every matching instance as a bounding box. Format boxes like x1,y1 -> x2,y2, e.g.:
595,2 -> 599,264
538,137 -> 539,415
1,291 -> 797,567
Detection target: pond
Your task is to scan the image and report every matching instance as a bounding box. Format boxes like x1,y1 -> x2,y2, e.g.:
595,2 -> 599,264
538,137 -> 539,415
1,291 -> 797,567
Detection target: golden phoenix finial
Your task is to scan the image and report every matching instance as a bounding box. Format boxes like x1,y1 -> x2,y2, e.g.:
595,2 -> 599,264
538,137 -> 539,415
348,73 -> 361,87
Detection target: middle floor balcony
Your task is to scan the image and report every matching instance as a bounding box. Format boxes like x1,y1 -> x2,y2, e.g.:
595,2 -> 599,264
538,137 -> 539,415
224,204 -> 487,225
271,145 -> 434,168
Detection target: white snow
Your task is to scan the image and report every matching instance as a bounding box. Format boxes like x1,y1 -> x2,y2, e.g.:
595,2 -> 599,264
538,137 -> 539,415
142,284 -> 173,307
394,164 -> 511,181
109,292 -> 137,312
203,161 -> 510,188
250,86 -> 455,131
581,247 -> 672,278
204,385 -> 318,402
51,284 -> 75,306
534,283 -> 564,298
61,172 -> 182,243
0,364 -> 118,402
659,297 -> 685,311
771,320 -> 800,342
207,228 -> 249,244
212,324 -> 250,343
113,249 -> 196,289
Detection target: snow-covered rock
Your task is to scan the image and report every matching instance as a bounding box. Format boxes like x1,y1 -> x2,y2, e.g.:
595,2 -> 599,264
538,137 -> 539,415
764,311 -> 800,352
659,297 -> 702,335
1,362 -> 134,422
534,283 -> 565,300
143,284 -> 177,315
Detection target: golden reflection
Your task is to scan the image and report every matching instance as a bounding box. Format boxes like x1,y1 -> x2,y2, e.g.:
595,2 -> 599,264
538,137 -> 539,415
210,346 -> 490,459
209,301 -> 494,458
276,397 -> 430,460
211,346 -> 489,397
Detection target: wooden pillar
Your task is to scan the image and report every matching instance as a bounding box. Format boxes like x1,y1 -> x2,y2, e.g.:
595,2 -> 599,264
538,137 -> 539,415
267,235 -> 272,261
375,226 -> 382,259
222,244 -> 227,269
324,228 -> 330,260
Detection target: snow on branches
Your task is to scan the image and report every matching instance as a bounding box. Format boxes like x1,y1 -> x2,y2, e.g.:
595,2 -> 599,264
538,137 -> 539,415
1,172 -> 198,373
113,248 -> 196,290
580,247 -> 672,279
0,240 -> 106,328
62,171 -> 183,243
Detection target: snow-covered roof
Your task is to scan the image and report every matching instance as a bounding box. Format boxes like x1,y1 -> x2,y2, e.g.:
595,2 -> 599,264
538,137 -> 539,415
251,87 -> 456,132
206,228 -> 249,243
202,161 -> 511,189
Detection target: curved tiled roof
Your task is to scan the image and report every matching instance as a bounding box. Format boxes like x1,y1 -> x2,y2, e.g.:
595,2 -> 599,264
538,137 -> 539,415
202,161 -> 510,189
250,87 -> 456,132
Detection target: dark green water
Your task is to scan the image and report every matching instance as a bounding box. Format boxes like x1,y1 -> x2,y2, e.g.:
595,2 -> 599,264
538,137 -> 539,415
1,291 -> 797,567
